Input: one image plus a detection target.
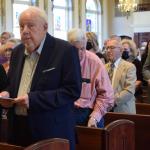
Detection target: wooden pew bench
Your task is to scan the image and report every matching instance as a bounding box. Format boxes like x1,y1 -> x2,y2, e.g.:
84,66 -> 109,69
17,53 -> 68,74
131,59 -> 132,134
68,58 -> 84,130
104,112 -> 150,150
24,138 -> 69,150
0,142 -> 23,150
76,119 -> 135,150
0,119 -> 134,150
0,138 -> 69,150
136,102 -> 150,115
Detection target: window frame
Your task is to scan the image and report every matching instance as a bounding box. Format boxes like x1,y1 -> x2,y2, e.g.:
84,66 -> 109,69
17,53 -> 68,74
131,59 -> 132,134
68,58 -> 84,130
85,0 -> 102,48
53,0 -> 73,40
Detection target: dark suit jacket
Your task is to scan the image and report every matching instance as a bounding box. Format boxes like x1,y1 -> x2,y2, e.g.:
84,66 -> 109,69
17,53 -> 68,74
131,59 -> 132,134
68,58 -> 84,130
0,64 -> 8,126
0,64 -> 8,91
7,33 -> 82,150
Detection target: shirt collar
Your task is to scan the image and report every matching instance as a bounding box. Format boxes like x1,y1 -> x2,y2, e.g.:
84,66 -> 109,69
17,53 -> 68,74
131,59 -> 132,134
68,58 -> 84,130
109,57 -> 121,68
114,57 -> 121,68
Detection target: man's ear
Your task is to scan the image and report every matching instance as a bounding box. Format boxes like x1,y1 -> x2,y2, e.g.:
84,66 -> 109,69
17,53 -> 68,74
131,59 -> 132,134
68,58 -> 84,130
44,23 -> 48,31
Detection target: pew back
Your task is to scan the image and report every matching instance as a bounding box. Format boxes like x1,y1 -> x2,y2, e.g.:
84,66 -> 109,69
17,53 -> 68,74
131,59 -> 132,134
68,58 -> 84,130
0,142 -> 23,150
24,138 -> 69,150
105,119 -> 135,150
76,119 -> 135,150
76,126 -> 105,150
104,112 -> 150,150
136,103 -> 150,115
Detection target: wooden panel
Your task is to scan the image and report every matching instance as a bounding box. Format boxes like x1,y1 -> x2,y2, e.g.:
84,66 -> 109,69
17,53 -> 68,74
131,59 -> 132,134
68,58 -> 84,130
134,32 -> 150,48
24,138 -> 69,150
76,120 -> 135,150
104,112 -> 150,150
105,119 -> 135,150
0,118 -> 9,142
136,103 -> 150,115
137,3 -> 150,11
76,126 -> 105,150
0,143 -> 23,150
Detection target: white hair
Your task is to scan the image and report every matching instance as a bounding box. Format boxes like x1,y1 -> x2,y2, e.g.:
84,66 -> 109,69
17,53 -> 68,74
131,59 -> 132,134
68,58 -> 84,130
67,28 -> 86,43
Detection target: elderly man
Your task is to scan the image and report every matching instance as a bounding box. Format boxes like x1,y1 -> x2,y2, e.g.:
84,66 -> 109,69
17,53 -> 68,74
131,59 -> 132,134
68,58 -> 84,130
0,7 -> 81,150
68,28 -> 114,128
105,38 -> 136,113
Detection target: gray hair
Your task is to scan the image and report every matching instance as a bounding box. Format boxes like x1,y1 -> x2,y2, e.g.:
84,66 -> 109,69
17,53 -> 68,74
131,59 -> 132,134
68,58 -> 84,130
110,35 -> 121,42
67,28 -> 86,43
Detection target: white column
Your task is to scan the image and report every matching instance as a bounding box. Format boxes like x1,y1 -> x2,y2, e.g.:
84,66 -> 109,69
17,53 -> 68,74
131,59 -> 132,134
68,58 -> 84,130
47,0 -> 54,35
79,0 -> 86,31
38,0 -> 44,9
102,0 -> 114,42
5,0 -> 13,32
73,0 -> 79,28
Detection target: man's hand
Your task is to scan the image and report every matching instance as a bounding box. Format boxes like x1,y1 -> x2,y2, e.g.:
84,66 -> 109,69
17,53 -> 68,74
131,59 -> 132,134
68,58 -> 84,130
88,117 -> 97,127
0,91 -> 10,98
14,94 -> 29,108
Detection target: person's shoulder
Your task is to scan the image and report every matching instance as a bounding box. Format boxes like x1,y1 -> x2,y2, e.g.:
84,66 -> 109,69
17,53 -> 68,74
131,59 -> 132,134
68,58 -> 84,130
0,64 -> 5,72
45,33 -> 67,45
13,43 -> 24,51
10,43 -> 25,58
52,36 -> 72,48
86,50 -> 103,64
133,58 -> 141,65
96,52 -> 105,59
0,64 -> 4,68
121,59 -> 136,69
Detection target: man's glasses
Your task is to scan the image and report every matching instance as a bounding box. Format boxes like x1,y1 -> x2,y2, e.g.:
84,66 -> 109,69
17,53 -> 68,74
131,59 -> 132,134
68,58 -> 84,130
106,46 -> 120,50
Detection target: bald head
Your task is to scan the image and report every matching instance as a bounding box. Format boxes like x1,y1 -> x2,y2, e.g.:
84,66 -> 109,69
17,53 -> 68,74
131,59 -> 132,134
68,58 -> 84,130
19,6 -> 48,25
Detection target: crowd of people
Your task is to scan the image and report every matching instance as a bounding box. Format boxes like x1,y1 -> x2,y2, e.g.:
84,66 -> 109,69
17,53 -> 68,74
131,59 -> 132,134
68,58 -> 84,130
0,6 -> 149,150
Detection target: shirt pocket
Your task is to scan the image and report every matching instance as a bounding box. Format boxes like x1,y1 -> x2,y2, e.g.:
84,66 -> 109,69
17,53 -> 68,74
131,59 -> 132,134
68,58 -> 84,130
38,68 -> 60,89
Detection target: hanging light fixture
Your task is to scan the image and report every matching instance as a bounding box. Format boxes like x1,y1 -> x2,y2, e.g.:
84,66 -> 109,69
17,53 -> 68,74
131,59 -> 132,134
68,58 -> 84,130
118,0 -> 138,18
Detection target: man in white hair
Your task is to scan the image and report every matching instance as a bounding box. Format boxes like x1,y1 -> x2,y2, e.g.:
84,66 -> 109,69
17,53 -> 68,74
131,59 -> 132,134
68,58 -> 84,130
0,7 -> 81,150
68,28 -> 114,128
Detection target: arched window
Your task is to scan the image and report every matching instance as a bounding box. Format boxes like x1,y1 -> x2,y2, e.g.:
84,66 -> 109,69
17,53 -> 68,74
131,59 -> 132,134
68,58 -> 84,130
13,0 -> 38,38
53,0 -> 72,40
86,0 -> 102,47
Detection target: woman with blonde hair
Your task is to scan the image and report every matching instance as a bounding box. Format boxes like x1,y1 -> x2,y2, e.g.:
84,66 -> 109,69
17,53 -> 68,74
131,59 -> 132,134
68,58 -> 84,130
86,32 -> 106,63
121,39 -> 142,97
121,39 -> 137,60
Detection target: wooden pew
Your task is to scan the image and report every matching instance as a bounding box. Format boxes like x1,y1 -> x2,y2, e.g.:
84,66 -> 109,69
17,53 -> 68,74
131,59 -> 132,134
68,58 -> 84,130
136,102 -> 150,115
0,118 -> 9,142
24,138 -> 69,150
0,142 -> 23,150
104,112 -> 150,150
76,119 -> 135,150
